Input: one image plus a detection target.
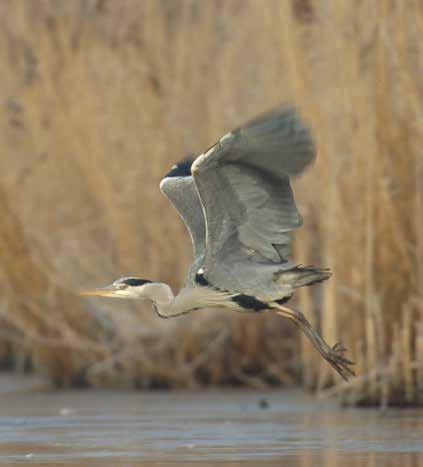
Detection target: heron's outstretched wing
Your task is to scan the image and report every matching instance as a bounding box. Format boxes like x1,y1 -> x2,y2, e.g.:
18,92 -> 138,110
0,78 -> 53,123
191,106 -> 315,294
160,160 -> 205,265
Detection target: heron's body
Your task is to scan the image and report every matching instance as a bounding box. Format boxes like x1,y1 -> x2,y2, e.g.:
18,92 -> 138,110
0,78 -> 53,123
81,106 -> 354,380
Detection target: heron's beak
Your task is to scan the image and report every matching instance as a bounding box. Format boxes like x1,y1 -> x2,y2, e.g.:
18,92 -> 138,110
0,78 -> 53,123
79,285 -> 118,297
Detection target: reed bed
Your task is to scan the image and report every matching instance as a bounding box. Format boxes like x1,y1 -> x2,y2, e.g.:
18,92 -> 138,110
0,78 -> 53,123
0,0 -> 421,405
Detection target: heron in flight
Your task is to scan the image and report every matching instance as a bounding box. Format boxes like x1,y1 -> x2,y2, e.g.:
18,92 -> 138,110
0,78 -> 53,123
81,106 -> 354,380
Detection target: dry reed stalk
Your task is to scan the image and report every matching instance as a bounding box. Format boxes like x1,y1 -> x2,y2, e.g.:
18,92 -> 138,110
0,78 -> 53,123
416,321 -> 423,404
401,304 -> 414,402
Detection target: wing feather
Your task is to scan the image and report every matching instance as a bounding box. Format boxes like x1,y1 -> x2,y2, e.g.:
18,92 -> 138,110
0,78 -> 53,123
191,105 -> 315,293
160,175 -> 205,261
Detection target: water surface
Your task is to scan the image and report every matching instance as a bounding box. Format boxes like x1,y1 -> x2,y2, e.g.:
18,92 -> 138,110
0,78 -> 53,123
0,388 -> 421,466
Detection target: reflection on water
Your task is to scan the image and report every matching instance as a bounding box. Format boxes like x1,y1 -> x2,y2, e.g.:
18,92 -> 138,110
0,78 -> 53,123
0,388 -> 421,466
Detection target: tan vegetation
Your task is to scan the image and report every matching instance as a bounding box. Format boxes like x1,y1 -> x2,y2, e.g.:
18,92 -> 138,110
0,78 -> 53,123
0,0 -> 421,405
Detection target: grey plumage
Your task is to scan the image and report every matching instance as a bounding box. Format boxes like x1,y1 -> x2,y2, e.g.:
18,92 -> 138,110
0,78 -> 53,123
81,105 -> 354,381
160,172 -> 205,286
162,106 -> 328,301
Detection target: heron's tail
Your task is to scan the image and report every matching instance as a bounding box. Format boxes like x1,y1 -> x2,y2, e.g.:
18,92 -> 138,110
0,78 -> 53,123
278,265 -> 331,289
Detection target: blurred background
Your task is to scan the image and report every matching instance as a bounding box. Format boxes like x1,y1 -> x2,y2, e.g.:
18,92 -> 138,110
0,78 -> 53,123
0,0 -> 421,407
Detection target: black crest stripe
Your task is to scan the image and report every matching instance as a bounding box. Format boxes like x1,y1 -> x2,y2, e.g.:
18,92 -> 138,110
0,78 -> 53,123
122,278 -> 152,287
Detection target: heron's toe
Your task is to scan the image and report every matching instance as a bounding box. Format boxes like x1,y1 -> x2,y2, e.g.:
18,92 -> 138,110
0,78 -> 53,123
324,342 -> 356,381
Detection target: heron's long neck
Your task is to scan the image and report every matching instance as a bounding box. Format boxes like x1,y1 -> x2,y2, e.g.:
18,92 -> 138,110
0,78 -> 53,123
141,283 -> 235,319
141,282 -> 191,318
142,282 -> 173,302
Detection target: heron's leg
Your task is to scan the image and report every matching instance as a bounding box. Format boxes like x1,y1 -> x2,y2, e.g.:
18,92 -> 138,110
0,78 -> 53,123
269,303 -> 355,381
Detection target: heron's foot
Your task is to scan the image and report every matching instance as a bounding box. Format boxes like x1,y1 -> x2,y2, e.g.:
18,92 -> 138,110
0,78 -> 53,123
270,305 -> 355,381
324,342 -> 355,381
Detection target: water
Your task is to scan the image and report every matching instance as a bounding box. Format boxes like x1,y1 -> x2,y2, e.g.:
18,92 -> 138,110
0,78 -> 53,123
0,387 -> 422,466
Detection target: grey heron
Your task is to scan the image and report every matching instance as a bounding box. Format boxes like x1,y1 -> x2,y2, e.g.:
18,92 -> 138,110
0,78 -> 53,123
80,106 -> 354,380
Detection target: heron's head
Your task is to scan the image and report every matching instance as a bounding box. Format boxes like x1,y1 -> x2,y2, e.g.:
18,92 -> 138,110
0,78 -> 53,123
79,277 -> 153,299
